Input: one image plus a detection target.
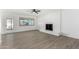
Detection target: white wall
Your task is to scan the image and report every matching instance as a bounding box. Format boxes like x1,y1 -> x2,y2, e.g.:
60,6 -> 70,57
1,10 -> 37,34
0,14 -> 1,34
38,9 -> 61,36
62,9 -> 79,39
0,13 -> 1,43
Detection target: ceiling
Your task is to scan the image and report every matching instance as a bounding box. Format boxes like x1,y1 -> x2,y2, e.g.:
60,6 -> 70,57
0,9 -> 32,14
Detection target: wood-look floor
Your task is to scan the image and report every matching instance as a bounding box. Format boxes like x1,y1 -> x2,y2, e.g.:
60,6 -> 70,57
0,30 -> 79,49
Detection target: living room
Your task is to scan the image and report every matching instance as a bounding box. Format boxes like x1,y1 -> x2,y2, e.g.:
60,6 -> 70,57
0,9 -> 79,49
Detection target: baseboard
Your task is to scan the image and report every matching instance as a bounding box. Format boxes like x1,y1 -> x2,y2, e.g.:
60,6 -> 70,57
60,32 -> 79,39
1,29 -> 38,34
65,34 -> 79,39
39,29 -> 60,36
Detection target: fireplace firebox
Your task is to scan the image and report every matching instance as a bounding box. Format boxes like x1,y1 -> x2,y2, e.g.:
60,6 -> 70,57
46,24 -> 53,31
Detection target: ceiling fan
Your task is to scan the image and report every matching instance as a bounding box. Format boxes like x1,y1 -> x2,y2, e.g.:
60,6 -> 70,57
32,9 -> 40,14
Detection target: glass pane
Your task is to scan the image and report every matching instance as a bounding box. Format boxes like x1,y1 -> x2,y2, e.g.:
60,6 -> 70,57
7,18 -> 13,30
19,17 -> 34,26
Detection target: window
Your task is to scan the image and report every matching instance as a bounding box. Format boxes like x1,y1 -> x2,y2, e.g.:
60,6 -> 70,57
6,18 -> 13,30
19,17 -> 34,26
